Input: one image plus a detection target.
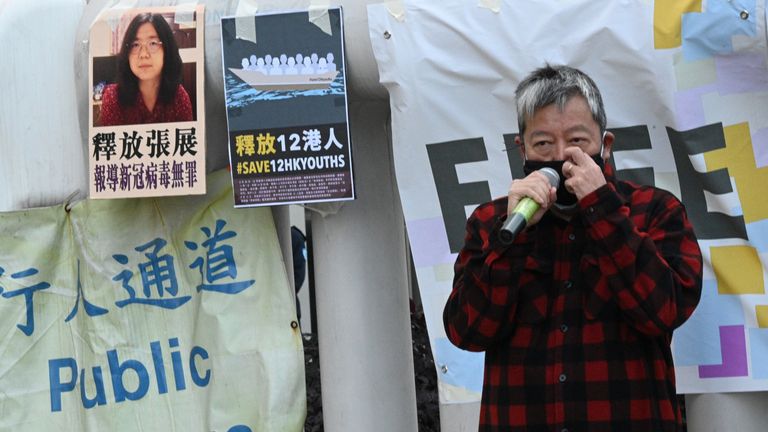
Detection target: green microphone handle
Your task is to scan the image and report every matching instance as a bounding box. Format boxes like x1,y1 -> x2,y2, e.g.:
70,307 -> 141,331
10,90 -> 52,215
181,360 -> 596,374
498,167 -> 560,244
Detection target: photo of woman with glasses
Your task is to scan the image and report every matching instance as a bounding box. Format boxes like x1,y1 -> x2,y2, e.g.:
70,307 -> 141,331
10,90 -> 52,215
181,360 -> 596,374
99,13 -> 193,126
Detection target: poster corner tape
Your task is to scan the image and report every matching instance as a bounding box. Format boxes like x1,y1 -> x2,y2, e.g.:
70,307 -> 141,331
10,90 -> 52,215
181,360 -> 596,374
478,0 -> 501,13
235,15 -> 258,44
174,1 -> 200,27
309,0 -> 332,35
235,0 -> 260,17
385,0 -> 406,22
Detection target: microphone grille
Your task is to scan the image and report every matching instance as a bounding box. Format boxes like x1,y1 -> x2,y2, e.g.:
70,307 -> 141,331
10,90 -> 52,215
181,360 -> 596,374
540,167 -> 560,188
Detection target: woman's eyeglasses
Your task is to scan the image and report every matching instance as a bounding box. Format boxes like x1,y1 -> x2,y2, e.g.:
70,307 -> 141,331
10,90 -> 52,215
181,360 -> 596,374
128,40 -> 163,55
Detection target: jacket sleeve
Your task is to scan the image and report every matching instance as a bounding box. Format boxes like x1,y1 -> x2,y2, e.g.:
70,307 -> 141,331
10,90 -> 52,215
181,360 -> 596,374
580,183 -> 703,336
442,200 -> 527,352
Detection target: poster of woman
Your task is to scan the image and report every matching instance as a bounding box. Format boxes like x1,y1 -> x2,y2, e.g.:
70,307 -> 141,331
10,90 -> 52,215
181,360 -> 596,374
88,5 -> 206,199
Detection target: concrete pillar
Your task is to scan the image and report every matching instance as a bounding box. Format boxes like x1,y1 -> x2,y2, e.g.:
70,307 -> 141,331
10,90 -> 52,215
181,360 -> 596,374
440,401 -> 480,432
686,393 -> 768,432
311,99 -> 418,431
0,0 -> 86,212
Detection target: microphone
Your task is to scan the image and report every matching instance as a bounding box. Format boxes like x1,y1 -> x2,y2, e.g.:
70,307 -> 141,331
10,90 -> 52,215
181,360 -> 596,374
499,167 -> 560,244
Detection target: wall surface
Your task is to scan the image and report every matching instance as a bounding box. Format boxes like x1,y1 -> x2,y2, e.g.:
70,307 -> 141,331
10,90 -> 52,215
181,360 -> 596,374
0,0 -> 87,212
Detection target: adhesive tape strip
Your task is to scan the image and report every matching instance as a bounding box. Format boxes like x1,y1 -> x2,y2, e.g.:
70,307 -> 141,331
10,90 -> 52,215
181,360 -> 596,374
309,0 -> 332,35
385,0 -> 406,22
478,0 -> 501,13
174,1 -> 199,27
236,0 -> 259,16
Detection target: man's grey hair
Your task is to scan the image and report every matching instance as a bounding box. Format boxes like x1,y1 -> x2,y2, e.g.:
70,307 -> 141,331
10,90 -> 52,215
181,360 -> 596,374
515,64 -> 607,139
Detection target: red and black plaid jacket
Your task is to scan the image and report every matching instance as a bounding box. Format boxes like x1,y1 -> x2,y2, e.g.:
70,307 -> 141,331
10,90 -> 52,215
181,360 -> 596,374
443,176 -> 702,432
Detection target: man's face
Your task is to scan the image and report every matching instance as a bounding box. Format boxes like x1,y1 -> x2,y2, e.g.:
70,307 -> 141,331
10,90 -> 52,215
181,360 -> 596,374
515,96 -> 612,161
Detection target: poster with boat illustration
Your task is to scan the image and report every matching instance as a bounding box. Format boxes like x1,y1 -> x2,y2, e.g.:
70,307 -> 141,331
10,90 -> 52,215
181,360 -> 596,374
220,8 -> 355,207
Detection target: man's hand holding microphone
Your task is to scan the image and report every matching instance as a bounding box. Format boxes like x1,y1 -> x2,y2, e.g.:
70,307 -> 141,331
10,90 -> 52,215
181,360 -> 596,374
499,167 -> 558,244
499,147 -> 607,244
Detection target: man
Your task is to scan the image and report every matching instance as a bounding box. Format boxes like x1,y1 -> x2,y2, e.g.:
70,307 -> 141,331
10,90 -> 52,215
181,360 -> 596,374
443,65 -> 702,432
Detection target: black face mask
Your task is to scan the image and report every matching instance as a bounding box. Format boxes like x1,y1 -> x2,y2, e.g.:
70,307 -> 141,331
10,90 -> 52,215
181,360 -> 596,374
522,154 -> 605,207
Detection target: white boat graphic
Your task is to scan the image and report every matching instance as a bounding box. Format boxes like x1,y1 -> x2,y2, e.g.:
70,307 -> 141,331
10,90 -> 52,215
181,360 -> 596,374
229,68 -> 339,91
